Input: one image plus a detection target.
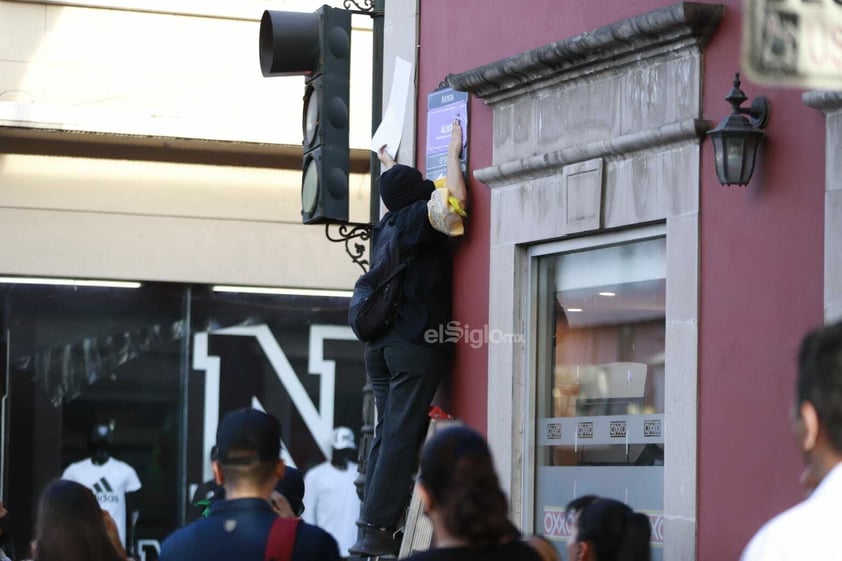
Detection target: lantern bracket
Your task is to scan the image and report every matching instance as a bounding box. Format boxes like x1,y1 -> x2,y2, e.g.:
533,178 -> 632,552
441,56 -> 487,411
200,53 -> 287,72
723,73 -> 769,130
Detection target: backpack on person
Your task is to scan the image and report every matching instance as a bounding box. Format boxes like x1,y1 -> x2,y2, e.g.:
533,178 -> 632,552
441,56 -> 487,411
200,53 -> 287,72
348,216 -> 413,342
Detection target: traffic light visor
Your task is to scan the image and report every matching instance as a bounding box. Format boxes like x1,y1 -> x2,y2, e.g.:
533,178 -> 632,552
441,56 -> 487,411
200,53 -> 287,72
259,10 -> 320,77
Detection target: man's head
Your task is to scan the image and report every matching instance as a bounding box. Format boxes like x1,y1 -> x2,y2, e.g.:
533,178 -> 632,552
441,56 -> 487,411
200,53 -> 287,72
330,426 -> 357,468
565,495 -> 599,561
794,321 -> 842,486
379,164 -> 435,212
331,426 -> 357,451
213,408 -> 284,497
271,465 -> 305,517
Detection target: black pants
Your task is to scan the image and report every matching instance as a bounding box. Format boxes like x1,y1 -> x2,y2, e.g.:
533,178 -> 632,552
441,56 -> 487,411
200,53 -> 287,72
360,334 -> 448,529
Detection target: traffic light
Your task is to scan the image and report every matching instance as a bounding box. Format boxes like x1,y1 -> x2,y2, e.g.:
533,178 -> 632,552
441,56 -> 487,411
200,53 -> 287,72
259,6 -> 351,224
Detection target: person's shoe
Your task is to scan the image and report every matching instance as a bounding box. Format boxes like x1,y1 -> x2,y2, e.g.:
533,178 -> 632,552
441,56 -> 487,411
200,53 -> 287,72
348,526 -> 401,558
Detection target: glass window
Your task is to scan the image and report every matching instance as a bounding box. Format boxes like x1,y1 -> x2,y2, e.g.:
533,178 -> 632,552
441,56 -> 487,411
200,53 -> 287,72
0,282 -> 366,561
533,236 -> 666,561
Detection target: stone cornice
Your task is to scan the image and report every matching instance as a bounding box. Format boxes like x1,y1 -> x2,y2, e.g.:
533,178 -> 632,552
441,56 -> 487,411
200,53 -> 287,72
474,118 -> 711,186
446,2 -> 723,103
803,91 -> 842,113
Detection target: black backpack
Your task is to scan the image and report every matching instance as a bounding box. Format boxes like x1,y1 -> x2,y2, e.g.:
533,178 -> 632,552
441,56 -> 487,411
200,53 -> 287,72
348,216 -> 413,342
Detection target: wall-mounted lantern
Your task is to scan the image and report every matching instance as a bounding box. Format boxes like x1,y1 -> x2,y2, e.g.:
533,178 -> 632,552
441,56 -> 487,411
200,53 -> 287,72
707,73 -> 770,186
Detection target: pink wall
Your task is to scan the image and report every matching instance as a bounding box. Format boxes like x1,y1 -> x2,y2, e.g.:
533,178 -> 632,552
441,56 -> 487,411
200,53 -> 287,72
416,1 -> 826,559
698,2 -> 825,560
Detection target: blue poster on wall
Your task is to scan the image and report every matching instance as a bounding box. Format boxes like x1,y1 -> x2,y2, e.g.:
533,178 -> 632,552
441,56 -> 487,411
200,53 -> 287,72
425,87 -> 468,185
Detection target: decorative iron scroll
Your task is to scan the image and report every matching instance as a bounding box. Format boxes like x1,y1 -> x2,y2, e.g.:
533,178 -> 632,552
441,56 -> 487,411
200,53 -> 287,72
343,0 -> 374,13
325,223 -> 372,273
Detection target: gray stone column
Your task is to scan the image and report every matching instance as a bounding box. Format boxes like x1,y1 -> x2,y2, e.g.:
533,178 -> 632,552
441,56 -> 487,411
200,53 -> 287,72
803,91 -> 842,323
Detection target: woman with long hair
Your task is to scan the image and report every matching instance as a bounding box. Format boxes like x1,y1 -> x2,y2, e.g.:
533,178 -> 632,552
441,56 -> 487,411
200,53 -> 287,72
566,497 -> 651,561
404,425 -> 543,560
33,479 -> 126,561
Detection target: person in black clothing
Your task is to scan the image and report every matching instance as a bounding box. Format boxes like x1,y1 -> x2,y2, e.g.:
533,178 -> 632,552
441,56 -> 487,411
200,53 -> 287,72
567,498 -> 651,561
349,120 -> 468,558
160,408 -> 339,561
401,425 -> 543,561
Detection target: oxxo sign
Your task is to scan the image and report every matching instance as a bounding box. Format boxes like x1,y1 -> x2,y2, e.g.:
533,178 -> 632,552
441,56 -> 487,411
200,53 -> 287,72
743,0 -> 842,89
577,421 -> 594,438
644,419 -> 662,437
543,507 -> 664,544
538,415 -> 665,446
609,421 -> 627,438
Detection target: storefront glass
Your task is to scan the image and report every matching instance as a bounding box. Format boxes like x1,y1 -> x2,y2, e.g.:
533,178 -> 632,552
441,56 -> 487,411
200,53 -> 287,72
533,236 -> 666,561
0,282 -> 365,561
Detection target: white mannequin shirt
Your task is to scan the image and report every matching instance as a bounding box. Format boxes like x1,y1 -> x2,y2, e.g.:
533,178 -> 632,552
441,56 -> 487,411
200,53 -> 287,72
62,457 -> 142,546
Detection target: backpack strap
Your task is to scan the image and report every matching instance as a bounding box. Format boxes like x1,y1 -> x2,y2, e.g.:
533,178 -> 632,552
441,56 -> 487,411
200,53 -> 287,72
264,517 -> 300,561
371,216 -> 415,291
373,255 -> 415,291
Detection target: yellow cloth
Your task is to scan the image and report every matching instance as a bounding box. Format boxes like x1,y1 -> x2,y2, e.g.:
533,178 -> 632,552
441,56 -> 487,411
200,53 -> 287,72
427,187 -> 466,237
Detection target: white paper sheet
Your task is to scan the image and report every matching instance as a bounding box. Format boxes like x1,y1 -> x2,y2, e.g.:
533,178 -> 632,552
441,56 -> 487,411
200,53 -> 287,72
370,56 -> 413,159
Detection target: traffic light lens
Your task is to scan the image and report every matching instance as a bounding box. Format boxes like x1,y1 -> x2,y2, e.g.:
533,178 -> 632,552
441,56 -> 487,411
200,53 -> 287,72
302,157 -> 319,215
304,85 -> 320,147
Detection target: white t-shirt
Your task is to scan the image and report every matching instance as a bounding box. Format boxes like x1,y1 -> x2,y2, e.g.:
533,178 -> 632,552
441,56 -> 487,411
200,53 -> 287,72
302,461 -> 361,557
740,462 -> 842,561
62,457 -> 142,547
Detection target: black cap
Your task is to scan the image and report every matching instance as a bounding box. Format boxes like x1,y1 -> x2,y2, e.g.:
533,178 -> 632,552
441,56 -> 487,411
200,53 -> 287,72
276,466 -> 305,516
216,408 -> 281,465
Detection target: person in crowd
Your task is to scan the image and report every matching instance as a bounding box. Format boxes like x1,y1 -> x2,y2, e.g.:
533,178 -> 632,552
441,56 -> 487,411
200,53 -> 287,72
186,446 -> 221,522
270,464 -> 306,519
401,425 -> 543,561
565,498 -> 650,561
160,408 -> 339,561
0,499 -> 14,561
189,444 -> 306,521
350,119 -> 468,558
303,427 -> 361,557
31,479 -> 126,561
740,320 -> 842,560
562,495 -> 598,561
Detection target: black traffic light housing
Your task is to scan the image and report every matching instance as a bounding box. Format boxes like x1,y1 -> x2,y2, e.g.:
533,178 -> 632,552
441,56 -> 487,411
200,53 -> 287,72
259,6 -> 351,224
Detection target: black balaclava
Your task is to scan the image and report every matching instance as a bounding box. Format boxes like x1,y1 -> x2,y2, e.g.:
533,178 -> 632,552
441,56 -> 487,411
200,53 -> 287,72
331,447 -> 356,470
379,164 -> 435,212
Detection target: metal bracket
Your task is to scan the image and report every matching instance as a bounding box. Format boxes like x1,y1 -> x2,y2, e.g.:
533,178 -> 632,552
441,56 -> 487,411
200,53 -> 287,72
745,96 -> 770,130
325,223 -> 372,273
343,0 -> 375,13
